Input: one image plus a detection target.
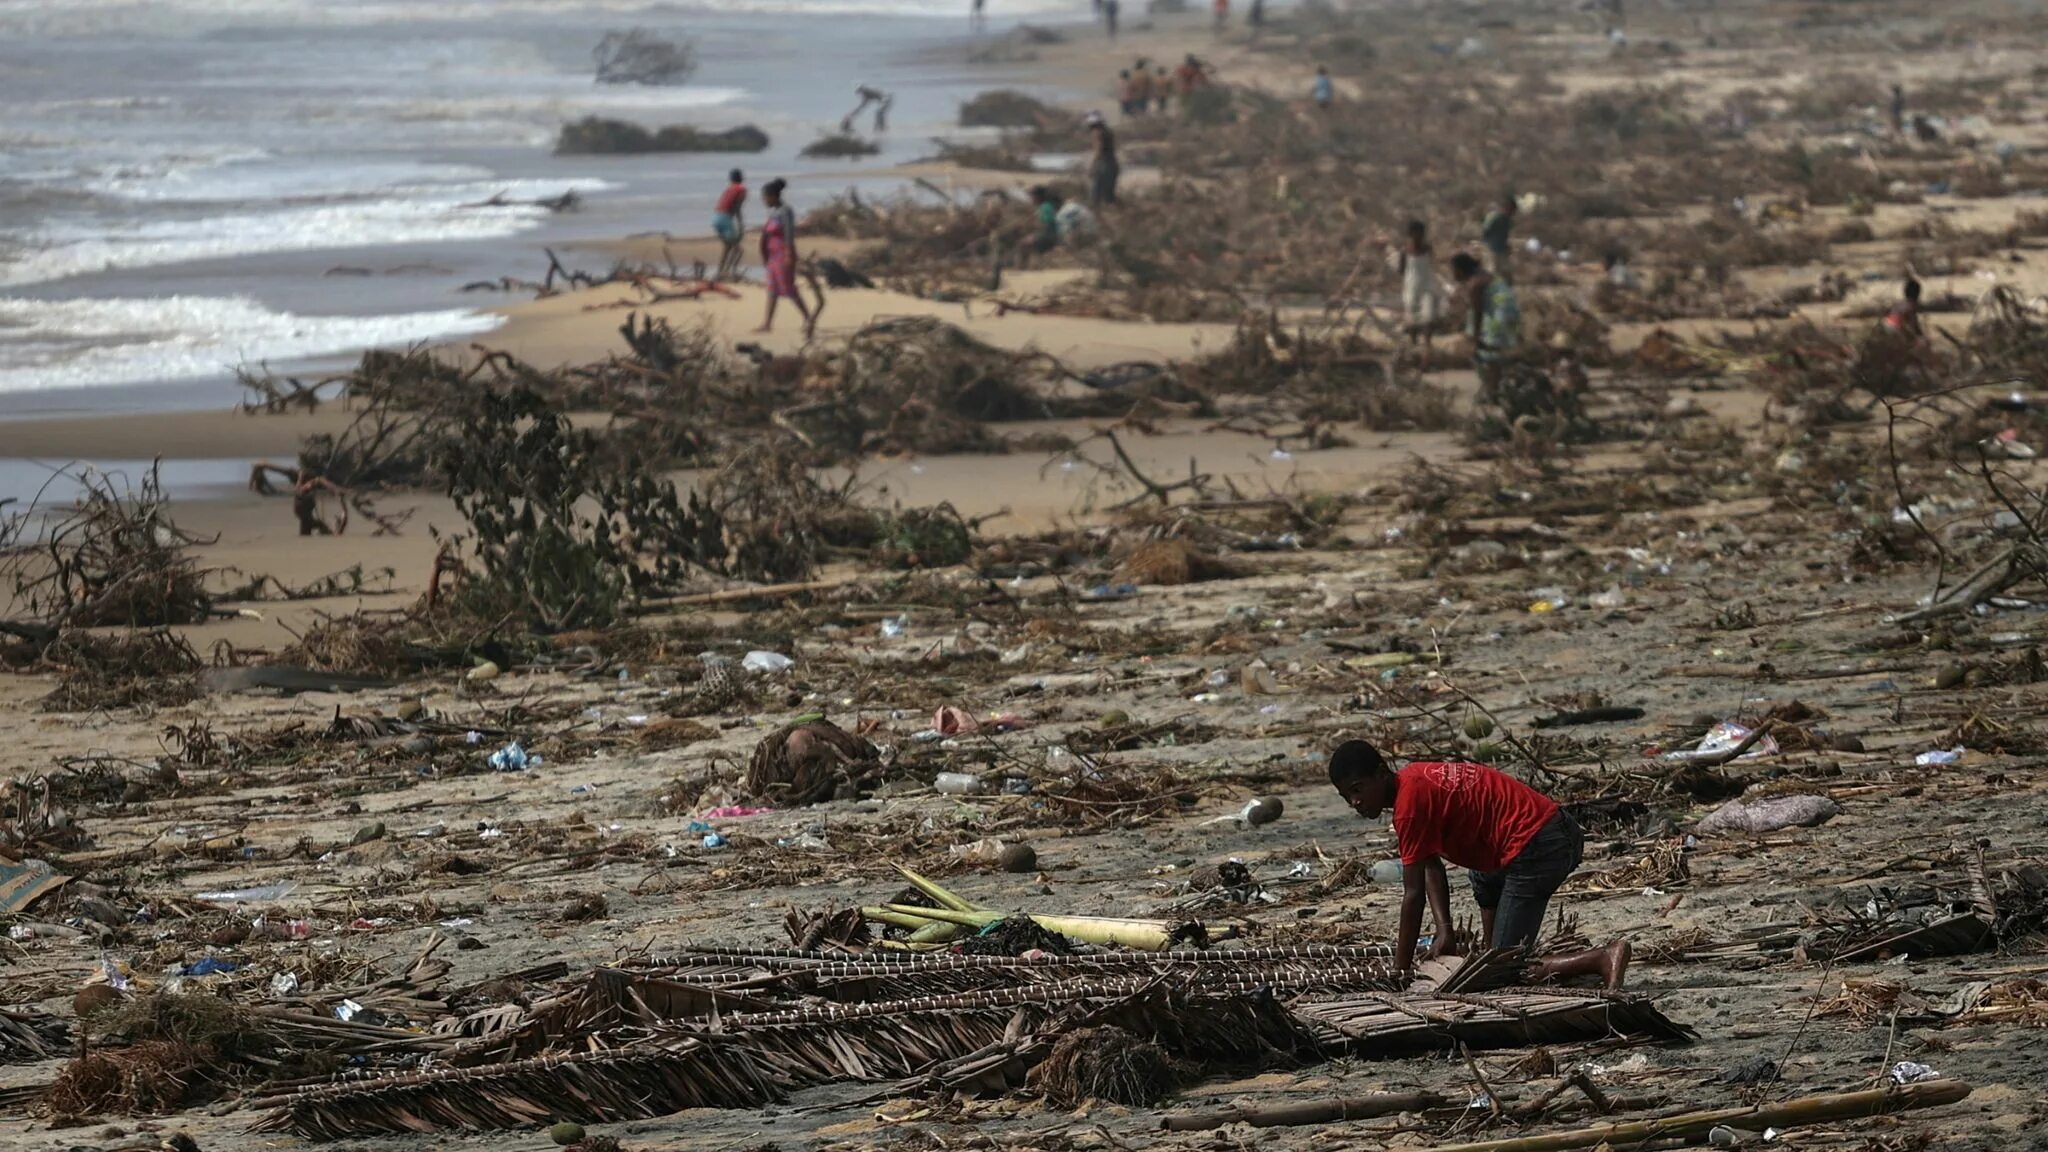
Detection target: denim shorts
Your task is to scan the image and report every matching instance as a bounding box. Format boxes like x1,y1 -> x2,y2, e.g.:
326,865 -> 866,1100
712,213 -> 740,244
1469,810 -> 1583,949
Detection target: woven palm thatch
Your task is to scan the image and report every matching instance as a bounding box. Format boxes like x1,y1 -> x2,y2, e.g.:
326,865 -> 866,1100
625,944 -> 1408,1005
254,1038 -> 784,1138
743,718 -> 880,806
1291,986 -> 1696,1054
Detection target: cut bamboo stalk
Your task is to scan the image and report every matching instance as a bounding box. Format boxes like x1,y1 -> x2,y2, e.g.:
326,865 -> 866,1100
1162,1090 -> 1447,1131
1416,1081 -> 1971,1152
890,864 -> 985,913
877,903 -> 1184,951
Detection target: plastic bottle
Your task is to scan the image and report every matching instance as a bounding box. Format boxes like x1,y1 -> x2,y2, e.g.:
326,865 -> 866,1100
1369,859 -> 1404,884
934,772 -> 984,795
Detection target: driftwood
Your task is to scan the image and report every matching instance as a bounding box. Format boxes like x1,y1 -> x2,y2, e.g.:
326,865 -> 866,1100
1416,1080 -> 1971,1152
1161,1090 -> 1447,1131
1895,543 -> 2048,624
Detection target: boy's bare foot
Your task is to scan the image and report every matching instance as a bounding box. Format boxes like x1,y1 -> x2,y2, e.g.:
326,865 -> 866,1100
1599,939 -> 1631,990
750,325 -> 772,334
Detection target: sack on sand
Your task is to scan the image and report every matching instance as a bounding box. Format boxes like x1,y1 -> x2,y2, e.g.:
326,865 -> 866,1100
1694,793 -> 1840,836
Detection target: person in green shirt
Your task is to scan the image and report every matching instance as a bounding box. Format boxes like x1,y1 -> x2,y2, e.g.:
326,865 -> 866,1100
1450,252 -> 1520,390
1029,186 -> 1061,264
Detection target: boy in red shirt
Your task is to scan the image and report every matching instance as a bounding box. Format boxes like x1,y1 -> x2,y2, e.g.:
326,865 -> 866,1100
1328,740 -> 1630,988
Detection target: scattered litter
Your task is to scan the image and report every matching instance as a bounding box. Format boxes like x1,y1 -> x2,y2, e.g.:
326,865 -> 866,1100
702,832 -> 729,849
487,741 -> 530,771
1914,746 -> 1965,766
1888,1061 -> 1940,1084
1084,582 -> 1140,601
184,957 -> 238,977
1659,721 -> 1779,763
701,805 -> 774,818
196,881 -> 298,903
742,650 -> 794,673
270,972 -> 300,996
934,771 -> 984,795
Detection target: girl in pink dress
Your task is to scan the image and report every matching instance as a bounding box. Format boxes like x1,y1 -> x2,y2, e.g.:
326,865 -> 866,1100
755,178 -> 815,339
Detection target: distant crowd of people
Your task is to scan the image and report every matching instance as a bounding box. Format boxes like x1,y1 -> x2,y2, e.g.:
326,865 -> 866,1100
1114,54 -> 1208,117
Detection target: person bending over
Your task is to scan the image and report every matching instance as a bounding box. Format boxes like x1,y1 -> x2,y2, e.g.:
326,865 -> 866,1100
1327,740 -> 1629,988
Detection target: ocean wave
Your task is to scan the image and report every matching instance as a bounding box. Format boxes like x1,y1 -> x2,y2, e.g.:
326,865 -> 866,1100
0,178 -> 612,288
0,0 -> 1076,34
86,159 -> 502,204
0,294 -> 502,392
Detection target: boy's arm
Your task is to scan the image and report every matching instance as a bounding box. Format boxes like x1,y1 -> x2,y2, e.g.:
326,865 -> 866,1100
1397,856 -> 1450,970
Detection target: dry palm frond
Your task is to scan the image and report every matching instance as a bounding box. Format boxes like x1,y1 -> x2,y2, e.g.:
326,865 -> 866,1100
256,1039 -> 784,1138
1803,978 -> 1913,1025
1561,840 -> 1691,894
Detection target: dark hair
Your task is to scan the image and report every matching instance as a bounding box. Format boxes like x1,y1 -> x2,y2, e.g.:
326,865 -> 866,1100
1328,740 -> 1386,788
1450,252 -> 1482,279
1501,194 -> 1518,211
729,169 -> 744,183
1120,68 -> 1130,77
1904,277 -> 1922,301
1406,219 -> 1427,239
764,178 -> 788,197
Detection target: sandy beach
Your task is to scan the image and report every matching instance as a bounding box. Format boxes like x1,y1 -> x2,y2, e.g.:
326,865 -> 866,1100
4,1 -> 2048,1151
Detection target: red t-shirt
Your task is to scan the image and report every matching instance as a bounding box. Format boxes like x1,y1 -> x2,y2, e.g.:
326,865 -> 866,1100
716,184 -> 747,214
1392,760 -> 1558,874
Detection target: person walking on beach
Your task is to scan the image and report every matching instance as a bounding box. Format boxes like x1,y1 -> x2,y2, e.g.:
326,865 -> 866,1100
1391,219 -> 1443,352
1131,62 -> 1154,116
1175,54 -> 1209,96
712,169 -> 747,282
1085,113 -> 1120,209
1154,66 -> 1172,113
842,85 -> 893,134
1890,82 -> 1906,137
754,178 -> 815,339
971,0 -> 986,30
1312,64 -> 1334,110
1117,69 -> 1138,116
1212,0 -> 1229,33
1480,193 -> 1517,280
1450,251 -> 1519,390
1327,741 -> 1631,988
1103,0 -> 1119,40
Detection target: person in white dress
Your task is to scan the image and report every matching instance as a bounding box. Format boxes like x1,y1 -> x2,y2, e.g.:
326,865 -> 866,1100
1389,219 -> 1444,355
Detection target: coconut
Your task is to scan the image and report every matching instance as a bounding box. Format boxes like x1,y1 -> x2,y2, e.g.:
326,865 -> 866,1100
998,842 -> 1039,873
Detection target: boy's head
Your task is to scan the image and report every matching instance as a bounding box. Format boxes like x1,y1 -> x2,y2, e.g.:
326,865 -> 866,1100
1328,740 -> 1395,818
729,169 -> 744,184
1904,277 -> 1922,302
1501,194 -> 1519,214
1450,252 -> 1482,281
1317,64 -> 1328,75
1406,219 -> 1427,242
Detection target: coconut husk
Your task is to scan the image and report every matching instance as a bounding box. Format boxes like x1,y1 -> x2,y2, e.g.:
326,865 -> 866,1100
1114,539 -> 1249,586
42,1041 -> 203,1117
785,906 -> 872,950
744,719 -> 881,806
1028,1025 -> 1181,1108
